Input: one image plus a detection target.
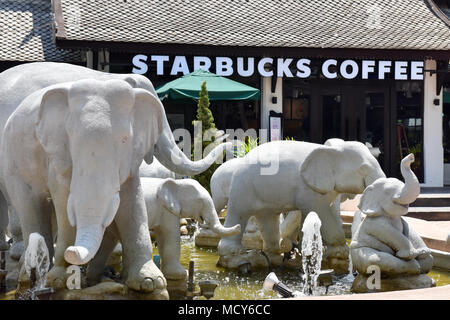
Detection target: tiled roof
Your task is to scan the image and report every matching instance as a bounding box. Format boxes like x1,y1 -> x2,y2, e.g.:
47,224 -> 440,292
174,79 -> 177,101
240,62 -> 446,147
56,0 -> 450,51
0,0 -> 81,62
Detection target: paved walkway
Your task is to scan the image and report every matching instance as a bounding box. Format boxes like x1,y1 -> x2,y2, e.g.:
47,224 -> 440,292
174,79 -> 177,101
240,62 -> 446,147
291,285 -> 450,300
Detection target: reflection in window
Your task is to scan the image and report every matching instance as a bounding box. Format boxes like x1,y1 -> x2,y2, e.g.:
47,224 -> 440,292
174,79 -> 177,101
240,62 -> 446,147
322,94 -> 341,142
365,92 -> 385,170
283,84 -> 310,141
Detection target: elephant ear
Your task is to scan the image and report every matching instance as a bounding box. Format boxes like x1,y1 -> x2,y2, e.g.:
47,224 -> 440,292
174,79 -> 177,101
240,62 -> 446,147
358,185 -> 383,217
131,89 -> 164,169
300,147 -> 337,194
157,179 -> 181,216
35,85 -> 71,188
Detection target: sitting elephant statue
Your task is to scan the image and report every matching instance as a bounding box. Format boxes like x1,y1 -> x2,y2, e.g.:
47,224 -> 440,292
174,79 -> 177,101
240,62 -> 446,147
350,154 -> 434,292
217,139 -> 385,274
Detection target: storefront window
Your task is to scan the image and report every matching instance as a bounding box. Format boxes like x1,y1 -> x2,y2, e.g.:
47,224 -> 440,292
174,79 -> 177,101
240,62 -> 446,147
322,94 -> 341,142
283,82 -> 311,141
394,81 -> 424,182
365,92 -> 386,170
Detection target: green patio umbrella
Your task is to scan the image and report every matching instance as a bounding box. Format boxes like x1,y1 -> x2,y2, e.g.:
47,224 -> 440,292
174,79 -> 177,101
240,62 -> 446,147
156,69 -> 260,101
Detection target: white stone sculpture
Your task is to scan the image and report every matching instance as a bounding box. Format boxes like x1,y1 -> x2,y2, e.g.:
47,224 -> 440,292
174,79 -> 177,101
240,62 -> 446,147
350,154 -> 435,292
142,177 -> 240,280
0,70 -> 229,298
217,139 -> 385,274
208,158 -> 302,254
0,62 -> 229,271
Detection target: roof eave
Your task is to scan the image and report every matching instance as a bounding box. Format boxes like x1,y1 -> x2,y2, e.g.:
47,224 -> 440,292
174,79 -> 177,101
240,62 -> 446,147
54,39 -> 450,60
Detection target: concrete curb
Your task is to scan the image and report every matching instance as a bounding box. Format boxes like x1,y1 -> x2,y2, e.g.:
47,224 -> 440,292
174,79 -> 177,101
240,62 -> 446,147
289,284 -> 450,300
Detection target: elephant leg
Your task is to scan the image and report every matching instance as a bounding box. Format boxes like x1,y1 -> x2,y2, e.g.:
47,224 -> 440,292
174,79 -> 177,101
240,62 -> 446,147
86,224 -> 119,285
6,179 -> 53,288
300,198 -> 349,274
45,178 -> 74,289
114,175 -> 167,295
217,197 -> 251,256
0,191 -> 9,251
280,210 -> 302,252
351,247 -> 421,276
155,214 -> 186,280
256,212 -> 282,255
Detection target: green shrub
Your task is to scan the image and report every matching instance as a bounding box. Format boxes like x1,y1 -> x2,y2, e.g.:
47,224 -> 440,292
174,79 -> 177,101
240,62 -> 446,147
191,81 -> 221,193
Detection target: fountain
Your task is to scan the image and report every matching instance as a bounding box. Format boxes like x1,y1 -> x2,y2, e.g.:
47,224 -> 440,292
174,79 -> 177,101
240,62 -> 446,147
16,233 -> 53,300
301,212 -> 323,295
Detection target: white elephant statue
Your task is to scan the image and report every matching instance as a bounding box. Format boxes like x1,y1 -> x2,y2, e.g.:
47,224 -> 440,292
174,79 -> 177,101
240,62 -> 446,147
0,74 -> 229,297
350,154 -> 434,292
0,62 -> 228,264
211,157 -> 301,251
217,139 -> 385,274
85,177 -> 240,286
142,177 -> 240,280
0,62 -> 228,291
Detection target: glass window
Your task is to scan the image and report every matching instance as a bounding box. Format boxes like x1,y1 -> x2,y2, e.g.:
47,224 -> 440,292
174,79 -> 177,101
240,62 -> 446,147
283,82 -> 311,141
395,81 -> 424,182
322,94 -> 341,142
365,92 -> 386,170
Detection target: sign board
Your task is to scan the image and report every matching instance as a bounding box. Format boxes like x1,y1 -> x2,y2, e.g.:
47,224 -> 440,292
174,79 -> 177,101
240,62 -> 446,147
269,112 -> 282,141
132,55 -> 424,81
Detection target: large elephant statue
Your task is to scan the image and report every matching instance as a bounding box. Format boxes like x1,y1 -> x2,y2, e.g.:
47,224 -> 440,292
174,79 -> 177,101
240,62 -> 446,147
0,62 -> 229,291
0,62 -> 226,261
350,154 -> 434,290
0,77 -> 229,296
217,139 -> 385,274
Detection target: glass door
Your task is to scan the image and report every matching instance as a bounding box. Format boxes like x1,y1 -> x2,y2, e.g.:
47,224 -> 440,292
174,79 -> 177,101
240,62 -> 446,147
318,83 -> 390,174
362,89 -> 389,174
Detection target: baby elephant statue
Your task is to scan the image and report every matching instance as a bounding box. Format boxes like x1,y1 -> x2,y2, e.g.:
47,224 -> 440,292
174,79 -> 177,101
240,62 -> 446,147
350,154 -> 435,293
141,177 -> 241,283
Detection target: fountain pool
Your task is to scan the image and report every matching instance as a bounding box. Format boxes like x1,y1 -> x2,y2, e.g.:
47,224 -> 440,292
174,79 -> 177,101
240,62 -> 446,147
1,236 -> 449,300
158,236 -> 450,300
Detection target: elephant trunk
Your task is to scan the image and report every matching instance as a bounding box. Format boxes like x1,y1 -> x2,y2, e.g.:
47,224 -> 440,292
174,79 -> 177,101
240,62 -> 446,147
154,117 -> 231,176
202,202 -> 241,237
64,224 -> 104,265
394,154 -> 420,205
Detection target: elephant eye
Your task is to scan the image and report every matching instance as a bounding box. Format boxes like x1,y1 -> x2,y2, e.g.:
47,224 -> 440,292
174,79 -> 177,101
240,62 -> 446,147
121,136 -> 129,143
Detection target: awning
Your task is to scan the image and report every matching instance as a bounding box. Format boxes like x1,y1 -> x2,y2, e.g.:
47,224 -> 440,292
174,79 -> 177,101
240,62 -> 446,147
156,70 -> 260,101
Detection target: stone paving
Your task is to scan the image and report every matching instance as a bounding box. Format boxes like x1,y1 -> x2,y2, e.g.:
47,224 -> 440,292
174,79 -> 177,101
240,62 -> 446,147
291,284 -> 450,300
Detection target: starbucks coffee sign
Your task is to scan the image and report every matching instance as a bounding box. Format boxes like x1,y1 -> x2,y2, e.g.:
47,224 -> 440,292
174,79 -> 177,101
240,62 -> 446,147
132,54 -> 424,80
